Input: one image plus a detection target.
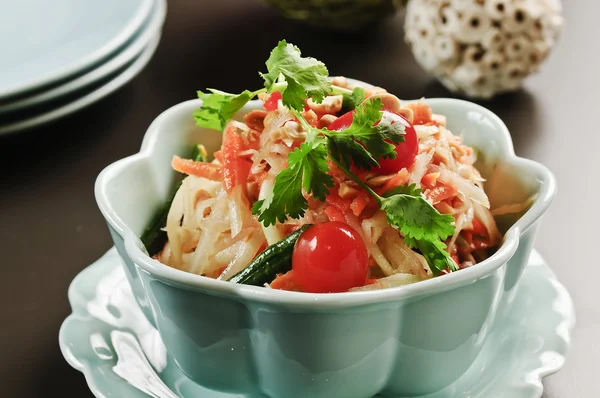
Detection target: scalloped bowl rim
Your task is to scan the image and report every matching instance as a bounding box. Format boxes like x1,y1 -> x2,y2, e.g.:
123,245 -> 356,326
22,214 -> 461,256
95,94 -> 556,308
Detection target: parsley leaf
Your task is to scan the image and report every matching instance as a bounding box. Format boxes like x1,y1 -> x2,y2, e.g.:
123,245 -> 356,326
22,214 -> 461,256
260,40 -> 331,112
341,86 -> 366,113
380,183 -> 455,242
405,237 -> 458,275
194,89 -> 261,131
252,138 -> 333,226
325,98 -> 406,170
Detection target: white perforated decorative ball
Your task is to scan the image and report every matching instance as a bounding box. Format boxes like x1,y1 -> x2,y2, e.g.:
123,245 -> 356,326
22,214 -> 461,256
404,0 -> 564,98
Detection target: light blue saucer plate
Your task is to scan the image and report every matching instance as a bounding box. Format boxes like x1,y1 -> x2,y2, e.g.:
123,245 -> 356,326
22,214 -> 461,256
0,0 -> 153,99
59,248 -> 574,398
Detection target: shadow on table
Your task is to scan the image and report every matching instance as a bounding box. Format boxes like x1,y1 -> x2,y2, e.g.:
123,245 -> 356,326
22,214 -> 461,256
0,84 -> 136,191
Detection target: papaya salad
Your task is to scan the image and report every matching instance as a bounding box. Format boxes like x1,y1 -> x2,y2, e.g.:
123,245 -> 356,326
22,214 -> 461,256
141,40 -> 503,293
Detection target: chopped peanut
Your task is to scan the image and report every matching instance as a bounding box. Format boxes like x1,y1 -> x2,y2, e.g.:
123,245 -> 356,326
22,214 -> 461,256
317,114 -> 338,129
364,93 -> 402,113
338,181 -> 359,199
396,107 -> 414,124
307,95 -> 343,115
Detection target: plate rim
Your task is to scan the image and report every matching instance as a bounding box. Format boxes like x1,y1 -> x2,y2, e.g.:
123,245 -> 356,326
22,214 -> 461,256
0,0 -> 154,100
0,0 -> 164,114
0,0 -> 166,136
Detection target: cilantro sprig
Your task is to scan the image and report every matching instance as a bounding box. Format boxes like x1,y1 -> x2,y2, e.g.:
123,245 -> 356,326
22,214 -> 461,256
333,163 -> 458,274
193,39 -> 457,274
324,98 -> 405,171
194,89 -> 263,131
254,98 -> 406,225
380,184 -> 455,243
260,40 -> 332,111
194,40 -> 332,130
252,137 -> 334,226
341,87 -> 366,113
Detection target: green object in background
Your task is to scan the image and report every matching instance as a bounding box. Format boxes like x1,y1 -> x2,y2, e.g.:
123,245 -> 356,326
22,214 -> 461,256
259,0 -> 402,31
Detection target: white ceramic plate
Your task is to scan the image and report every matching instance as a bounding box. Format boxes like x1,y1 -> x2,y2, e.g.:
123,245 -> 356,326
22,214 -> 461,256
0,0 -> 165,114
0,28 -> 163,136
0,0 -> 153,99
59,248 -> 574,398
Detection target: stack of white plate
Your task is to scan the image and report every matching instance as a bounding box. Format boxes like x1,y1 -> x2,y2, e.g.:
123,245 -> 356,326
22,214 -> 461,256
0,0 -> 166,135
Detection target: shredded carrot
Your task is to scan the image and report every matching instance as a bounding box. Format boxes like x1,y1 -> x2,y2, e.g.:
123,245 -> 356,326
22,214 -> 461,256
306,196 -> 320,209
452,196 -> 464,208
213,150 -> 224,164
248,170 -> 269,187
171,156 -> 223,180
325,205 -> 346,223
325,190 -> 351,212
424,184 -> 458,204
434,200 -> 455,215
270,270 -> 298,291
350,191 -> 370,217
405,102 -> 433,125
460,231 -> 492,253
222,124 -> 252,195
379,169 -> 410,194
216,266 -> 227,275
470,217 -> 488,237
421,172 -> 440,189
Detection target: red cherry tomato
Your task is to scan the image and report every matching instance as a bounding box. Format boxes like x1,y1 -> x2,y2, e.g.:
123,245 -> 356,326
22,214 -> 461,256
327,110 -> 418,173
292,222 -> 369,293
327,110 -> 354,131
373,113 -> 418,173
263,92 -> 282,111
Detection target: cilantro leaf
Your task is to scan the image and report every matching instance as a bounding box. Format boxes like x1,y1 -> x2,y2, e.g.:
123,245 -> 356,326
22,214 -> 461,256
325,98 -> 405,170
382,183 -> 422,197
326,128 -> 379,170
405,237 -> 458,275
341,86 -> 366,113
380,183 -> 455,242
260,40 -> 331,112
194,89 -> 261,131
252,138 -> 333,226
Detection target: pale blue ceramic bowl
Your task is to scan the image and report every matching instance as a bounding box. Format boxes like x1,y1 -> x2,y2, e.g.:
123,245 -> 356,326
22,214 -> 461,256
95,87 -> 555,397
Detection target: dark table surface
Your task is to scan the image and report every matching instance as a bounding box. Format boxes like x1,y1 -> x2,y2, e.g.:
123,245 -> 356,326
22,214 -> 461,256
1,1 -> 597,397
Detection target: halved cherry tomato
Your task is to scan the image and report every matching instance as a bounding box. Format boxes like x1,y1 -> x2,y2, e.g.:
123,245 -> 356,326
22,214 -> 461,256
292,222 -> 369,293
263,92 -> 282,111
326,110 -> 354,132
373,113 -> 418,173
327,110 -> 418,174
